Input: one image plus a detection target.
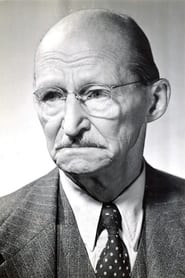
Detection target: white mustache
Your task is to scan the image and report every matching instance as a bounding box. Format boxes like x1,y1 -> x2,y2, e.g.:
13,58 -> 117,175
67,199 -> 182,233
55,137 -> 105,150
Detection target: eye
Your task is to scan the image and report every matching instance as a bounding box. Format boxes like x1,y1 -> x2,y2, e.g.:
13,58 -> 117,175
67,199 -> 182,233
42,91 -> 62,102
35,87 -> 66,102
86,89 -> 109,100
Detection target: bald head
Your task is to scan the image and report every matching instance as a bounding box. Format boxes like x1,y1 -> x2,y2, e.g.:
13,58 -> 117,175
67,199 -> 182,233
38,10 -> 132,55
35,9 -> 159,85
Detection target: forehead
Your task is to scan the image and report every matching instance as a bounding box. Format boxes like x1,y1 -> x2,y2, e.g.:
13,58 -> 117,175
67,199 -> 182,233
34,13 -> 134,87
36,49 -> 131,84
35,42 -> 133,89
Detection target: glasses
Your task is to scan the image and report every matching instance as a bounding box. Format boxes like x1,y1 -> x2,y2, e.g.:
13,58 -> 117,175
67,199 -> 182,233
33,80 -> 144,118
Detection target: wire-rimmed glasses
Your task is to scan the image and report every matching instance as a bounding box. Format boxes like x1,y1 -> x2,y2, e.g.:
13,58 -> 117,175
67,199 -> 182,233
33,80 -> 144,118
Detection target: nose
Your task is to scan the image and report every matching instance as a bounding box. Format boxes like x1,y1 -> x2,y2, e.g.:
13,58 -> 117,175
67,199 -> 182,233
62,94 -> 90,137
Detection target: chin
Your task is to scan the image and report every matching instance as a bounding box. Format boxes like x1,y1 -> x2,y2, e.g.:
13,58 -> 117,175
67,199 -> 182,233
53,147 -> 113,174
55,157 -> 112,175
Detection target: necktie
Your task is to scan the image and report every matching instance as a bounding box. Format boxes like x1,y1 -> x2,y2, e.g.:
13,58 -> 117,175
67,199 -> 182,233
95,203 -> 131,278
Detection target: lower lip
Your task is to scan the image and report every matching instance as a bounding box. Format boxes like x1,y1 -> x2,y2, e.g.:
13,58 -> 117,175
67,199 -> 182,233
56,146 -> 105,154
56,145 -> 104,150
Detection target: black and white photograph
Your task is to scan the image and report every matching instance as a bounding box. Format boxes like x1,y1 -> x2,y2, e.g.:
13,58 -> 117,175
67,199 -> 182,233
0,1 -> 185,277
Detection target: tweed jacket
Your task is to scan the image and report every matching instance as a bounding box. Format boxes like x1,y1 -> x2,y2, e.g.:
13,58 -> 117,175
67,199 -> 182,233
0,164 -> 185,278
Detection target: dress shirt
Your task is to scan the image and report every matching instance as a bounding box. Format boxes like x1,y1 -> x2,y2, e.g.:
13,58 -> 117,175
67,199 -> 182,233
59,166 -> 145,270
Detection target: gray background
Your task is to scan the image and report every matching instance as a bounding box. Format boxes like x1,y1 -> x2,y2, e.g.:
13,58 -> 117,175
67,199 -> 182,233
0,0 -> 185,196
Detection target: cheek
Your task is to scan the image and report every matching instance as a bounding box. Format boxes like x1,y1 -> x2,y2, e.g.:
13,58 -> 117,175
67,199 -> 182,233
36,108 -> 63,152
118,98 -> 148,145
97,96 -> 147,153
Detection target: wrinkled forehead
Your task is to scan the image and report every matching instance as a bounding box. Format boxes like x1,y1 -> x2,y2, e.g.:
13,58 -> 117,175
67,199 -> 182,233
35,11 -> 133,74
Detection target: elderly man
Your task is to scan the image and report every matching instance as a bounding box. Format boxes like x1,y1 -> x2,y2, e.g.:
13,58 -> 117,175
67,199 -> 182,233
0,9 -> 185,278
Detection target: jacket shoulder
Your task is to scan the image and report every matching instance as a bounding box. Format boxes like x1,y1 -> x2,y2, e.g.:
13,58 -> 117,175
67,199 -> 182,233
146,163 -> 185,203
0,168 -> 59,225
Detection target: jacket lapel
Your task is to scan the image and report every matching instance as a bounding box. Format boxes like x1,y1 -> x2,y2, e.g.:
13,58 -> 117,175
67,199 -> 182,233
0,168 -> 59,278
132,163 -> 185,278
57,183 -> 96,278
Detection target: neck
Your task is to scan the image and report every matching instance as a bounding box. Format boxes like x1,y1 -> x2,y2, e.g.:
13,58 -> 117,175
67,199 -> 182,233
66,155 -> 144,203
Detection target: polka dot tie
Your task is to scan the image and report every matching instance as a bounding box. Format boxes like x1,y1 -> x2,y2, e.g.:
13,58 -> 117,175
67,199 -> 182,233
95,203 -> 131,278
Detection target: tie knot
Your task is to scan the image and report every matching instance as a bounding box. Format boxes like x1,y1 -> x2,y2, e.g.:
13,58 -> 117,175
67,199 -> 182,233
100,203 -> 122,234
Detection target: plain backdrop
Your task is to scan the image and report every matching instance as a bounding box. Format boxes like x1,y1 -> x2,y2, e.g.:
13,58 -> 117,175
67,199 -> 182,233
0,0 -> 185,196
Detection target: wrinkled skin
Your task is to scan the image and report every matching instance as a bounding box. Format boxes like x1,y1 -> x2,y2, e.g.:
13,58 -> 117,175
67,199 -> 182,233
34,11 -> 170,202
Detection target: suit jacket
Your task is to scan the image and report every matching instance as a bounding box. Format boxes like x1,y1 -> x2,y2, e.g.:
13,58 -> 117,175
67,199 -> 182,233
0,164 -> 185,278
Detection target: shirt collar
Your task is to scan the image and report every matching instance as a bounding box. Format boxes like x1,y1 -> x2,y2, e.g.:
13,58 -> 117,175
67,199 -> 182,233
115,166 -> 145,251
59,170 -> 102,251
59,166 -> 145,252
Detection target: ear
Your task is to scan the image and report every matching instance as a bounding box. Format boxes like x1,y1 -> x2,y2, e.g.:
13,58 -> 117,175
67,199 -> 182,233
146,78 -> 171,123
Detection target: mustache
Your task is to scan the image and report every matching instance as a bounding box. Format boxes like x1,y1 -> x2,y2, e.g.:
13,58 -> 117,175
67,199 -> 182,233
55,137 -> 106,150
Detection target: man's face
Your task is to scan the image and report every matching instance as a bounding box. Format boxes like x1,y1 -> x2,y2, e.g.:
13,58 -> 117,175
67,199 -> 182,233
34,31 -> 149,177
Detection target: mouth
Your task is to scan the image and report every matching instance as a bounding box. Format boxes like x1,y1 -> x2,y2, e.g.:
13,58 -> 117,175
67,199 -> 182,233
54,145 -> 108,160
55,143 -> 106,150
